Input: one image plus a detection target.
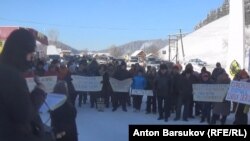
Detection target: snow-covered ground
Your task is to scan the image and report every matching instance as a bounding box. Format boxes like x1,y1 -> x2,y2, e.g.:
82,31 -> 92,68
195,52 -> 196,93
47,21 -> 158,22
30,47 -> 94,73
41,96 -> 250,141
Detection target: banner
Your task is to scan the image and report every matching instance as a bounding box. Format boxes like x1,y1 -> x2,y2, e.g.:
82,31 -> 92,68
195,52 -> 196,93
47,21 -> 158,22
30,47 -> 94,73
131,89 -> 153,96
71,75 -> 103,92
110,78 -> 132,92
40,93 -> 67,113
226,80 -> 250,105
26,76 -> 57,92
193,84 -> 229,102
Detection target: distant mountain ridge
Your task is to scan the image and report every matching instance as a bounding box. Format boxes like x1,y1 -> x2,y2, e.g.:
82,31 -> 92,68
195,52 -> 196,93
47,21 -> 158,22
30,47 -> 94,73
99,39 -> 168,57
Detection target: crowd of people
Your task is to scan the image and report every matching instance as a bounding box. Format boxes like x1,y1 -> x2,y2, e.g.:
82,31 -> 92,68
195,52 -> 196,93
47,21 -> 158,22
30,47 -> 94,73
0,28 -> 249,141
30,53 -> 250,126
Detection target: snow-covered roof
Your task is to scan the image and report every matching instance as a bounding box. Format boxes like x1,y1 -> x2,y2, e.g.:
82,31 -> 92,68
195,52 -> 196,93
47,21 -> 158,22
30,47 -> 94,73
131,50 -> 145,57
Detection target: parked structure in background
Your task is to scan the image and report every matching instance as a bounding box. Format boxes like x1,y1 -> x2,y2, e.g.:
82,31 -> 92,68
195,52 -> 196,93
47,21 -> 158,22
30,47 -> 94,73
0,26 -> 48,58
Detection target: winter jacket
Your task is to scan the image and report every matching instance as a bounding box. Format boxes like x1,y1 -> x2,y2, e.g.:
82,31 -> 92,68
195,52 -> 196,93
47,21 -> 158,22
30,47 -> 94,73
154,72 -> 171,97
50,101 -> 78,141
0,64 -> 47,141
131,75 -> 147,90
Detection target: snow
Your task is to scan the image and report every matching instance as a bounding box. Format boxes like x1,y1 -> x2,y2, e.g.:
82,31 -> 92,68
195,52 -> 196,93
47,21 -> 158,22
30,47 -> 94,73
131,50 -> 144,57
159,15 -> 230,67
47,45 -> 60,55
40,95 -> 250,141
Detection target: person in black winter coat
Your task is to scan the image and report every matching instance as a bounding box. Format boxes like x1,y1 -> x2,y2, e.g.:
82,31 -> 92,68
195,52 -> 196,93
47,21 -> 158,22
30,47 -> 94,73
154,64 -> 172,122
50,81 -> 78,141
112,61 -> 132,112
87,59 -> 101,108
0,28 -> 48,141
76,59 -> 88,107
174,63 -> 198,121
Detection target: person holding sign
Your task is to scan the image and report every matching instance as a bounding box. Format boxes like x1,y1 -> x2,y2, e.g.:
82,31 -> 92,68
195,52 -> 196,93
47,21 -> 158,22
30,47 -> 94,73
112,61 -> 132,112
0,29 -> 49,141
131,69 -> 147,112
145,67 -> 157,114
76,59 -> 88,107
210,72 -> 231,125
50,81 -> 78,141
198,72 -> 213,124
233,69 -> 250,125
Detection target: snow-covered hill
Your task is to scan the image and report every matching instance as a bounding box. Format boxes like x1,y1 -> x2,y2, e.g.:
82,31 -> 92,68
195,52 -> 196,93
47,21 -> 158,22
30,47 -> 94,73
159,15 -> 229,66
159,15 -> 250,72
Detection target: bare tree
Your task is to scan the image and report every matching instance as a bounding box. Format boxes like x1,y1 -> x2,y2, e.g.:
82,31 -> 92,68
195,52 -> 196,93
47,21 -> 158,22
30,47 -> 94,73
144,45 -> 160,55
108,45 -> 123,58
47,29 -> 59,44
81,48 -> 89,56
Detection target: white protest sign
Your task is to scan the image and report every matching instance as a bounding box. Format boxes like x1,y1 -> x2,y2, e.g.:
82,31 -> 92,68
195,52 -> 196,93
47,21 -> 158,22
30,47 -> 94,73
26,77 -> 37,92
26,76 -> 57,92
193,84 -> 229,102
40,93 -> 67,113
131,89 -> 153,96
226,81 -> 250,105
110,78 -> 132,92
71,75 -> 103,92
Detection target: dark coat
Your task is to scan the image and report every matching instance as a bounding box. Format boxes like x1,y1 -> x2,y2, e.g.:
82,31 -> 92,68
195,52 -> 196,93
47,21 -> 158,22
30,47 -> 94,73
50,101 -> 78,141
154,72 -> 172,97
0,28 -> 49,141
0,64 -> 46,141
178,71 -> 199,98
113,68 -> 131,81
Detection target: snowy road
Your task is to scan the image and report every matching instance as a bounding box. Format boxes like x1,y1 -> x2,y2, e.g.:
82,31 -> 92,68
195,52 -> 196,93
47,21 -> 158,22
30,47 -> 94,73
41,97 -> 249,141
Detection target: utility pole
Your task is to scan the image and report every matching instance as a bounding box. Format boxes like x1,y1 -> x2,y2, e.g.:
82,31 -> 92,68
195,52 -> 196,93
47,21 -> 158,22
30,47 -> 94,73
168,35 -> 171,61
167,29 -> 185,63
180,29 -> 185,63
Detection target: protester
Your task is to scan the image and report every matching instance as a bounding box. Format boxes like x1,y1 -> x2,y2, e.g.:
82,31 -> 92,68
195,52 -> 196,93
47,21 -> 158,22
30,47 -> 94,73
210,72 -> 231,125
199,72 -> 213,123
145,67 -> 157,114
211,62 -> 225,82
175,63 -> 198,121
76,59 -> 89,107
112,61 -> 132,112
233,69 -> 250,125
50,81 -> 78,141
154,64 -> 172,122
0,28 -> 49,141
131,69 -> 147,112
